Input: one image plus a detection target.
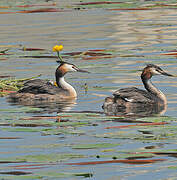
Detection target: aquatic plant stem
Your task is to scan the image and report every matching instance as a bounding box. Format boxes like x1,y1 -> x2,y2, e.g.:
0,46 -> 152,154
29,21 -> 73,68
57,51 -> 64,61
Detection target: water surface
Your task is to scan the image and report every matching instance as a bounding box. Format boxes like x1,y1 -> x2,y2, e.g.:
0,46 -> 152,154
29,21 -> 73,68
0,1 -> 177,179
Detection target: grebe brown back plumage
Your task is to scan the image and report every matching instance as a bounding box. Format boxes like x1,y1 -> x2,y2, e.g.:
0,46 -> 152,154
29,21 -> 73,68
103,64 -> 174,116
8,61 -> 89,102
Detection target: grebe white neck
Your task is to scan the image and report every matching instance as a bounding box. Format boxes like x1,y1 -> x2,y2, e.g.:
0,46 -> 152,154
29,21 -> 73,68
58,77 -> 77,98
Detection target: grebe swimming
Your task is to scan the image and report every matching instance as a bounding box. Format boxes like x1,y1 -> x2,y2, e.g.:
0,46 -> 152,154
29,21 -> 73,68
8,61 -> 89,103
103,64 -> 174,116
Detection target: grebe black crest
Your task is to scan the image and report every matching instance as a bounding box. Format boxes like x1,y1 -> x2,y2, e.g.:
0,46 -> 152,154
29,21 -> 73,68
8,61 -> 89,103
103,64 -> 174,116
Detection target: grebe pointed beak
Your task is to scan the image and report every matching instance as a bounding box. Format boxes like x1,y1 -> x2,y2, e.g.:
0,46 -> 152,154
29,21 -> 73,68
76,68 -> 90,73
161,71 -> 174,77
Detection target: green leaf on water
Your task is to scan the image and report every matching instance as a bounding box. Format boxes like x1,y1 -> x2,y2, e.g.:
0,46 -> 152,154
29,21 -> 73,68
0,120 -> 54,126
75,1 -> 139,9
58,112 -> 100,119
41,128 -> 85,135
168,166 -> 177,169
0,171 -> 92,179
58,112 -> 124,122
1,153 -> 86,163
0,175 -> 42,180
57,121 -> 90,127
0,119 -> 89,128
72,143 -> 120,149
19,143 -> 64,149
0,107 -> 41,113
1,127 -> 40,132
1,126 -> 85,135
93,152 -> 155,159
136,116 -> 177,123
94,130 -> 139,140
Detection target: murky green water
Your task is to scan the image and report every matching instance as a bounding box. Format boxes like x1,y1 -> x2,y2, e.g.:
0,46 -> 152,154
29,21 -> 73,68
0,1 -> 177,179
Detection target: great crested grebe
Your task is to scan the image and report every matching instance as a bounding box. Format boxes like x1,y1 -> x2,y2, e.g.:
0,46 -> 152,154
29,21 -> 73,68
8,61 -> 89,102
103,64 -> 174,116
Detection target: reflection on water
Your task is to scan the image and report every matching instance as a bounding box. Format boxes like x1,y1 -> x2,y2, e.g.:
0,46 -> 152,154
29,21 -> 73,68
103,101 -> 167,117
7,98 -> 76,114
109,9 -> 177,50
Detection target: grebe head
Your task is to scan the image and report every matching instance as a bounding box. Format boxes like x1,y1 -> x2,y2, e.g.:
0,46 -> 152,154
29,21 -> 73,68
141,64 -> 173,80
56,61 -> 89,76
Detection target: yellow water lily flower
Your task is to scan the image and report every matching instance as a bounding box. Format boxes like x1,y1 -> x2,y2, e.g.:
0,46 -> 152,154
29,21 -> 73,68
53,45 -> 63,52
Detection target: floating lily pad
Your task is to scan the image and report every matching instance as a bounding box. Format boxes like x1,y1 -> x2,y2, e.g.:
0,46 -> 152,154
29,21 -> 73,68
93,152 -> 155,159
0,175 -> 41,180
95,130 -> 142,140
0,119 -> 89,128
58,112 -> 124,122
41,128 -> 85,136
75,1 -> 138,9
136,116 -> 177,123
95,122 -> 177,142
72,143 -> 120,149
19,143 -> 64,149
2,153 -> 86,163
1,127 -> 41,132
0,107 -> 42,113
168,166 -> 177,169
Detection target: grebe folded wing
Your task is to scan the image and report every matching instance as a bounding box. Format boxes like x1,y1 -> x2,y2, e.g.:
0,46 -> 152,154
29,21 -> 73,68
113,87 -> 156,104
19,79 -> 67,95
